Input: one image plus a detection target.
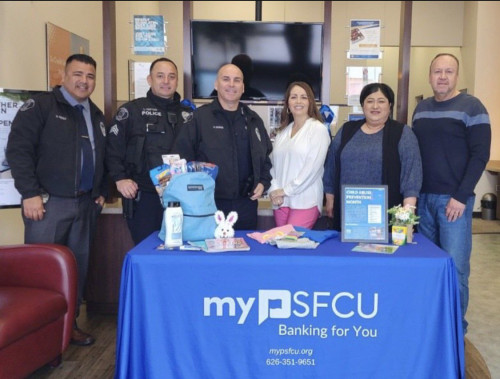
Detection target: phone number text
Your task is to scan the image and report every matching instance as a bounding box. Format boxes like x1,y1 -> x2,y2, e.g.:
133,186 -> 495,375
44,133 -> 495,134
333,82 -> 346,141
266,358 -> 316,366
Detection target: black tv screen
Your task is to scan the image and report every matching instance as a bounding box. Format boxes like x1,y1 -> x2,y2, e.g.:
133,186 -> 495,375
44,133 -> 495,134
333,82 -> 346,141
191,21 -> 323,102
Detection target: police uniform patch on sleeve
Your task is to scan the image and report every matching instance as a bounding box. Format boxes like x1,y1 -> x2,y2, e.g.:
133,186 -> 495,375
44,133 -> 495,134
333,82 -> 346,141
115,107 -> 129,121
109,124 -> 119,136
20,98 -> 35,111
100,122 -> 106,137
255,128 -> 261,142
182,111 -> 193,123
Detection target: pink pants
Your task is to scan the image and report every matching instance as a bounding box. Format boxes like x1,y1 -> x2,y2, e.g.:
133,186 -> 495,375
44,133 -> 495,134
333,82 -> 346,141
273,206 -> 320,229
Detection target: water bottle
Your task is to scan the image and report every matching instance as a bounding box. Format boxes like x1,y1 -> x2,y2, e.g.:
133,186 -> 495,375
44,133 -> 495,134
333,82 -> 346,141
165,201 -> 183,247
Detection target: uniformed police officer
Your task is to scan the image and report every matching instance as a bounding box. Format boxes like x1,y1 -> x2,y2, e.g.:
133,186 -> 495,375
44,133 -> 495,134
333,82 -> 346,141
106,57 -> 193,244
174,64 -> 273,230
7,54 -> 106,346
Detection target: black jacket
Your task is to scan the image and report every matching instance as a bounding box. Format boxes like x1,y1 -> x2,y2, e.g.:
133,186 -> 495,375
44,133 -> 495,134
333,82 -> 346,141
106,90 -> 194,192
6,86 -> 107,199
174,99 -> 273,200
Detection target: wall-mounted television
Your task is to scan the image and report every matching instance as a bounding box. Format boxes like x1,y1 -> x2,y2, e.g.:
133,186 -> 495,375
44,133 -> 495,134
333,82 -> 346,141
191,21 -> 324,102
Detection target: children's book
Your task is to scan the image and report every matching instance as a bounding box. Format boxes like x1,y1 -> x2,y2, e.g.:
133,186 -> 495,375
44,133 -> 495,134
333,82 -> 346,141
203,237 -> 251,253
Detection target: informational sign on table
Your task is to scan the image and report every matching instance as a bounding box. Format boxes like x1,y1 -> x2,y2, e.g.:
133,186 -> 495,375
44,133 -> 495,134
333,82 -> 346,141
341,185 -> 388,243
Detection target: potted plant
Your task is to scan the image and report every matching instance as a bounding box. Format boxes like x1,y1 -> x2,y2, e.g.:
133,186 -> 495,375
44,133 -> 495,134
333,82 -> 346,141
388,204 -> 419,245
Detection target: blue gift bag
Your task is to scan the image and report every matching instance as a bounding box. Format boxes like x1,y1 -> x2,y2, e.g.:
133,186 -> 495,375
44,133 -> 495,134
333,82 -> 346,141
159,172 -> 217,242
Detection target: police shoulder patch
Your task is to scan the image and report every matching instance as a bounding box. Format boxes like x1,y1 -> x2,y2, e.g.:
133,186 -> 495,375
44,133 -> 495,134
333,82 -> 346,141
100,122 -> 106,137
182,111 -> 193,123
20,98 -> 35,111
116,107 -> 129,121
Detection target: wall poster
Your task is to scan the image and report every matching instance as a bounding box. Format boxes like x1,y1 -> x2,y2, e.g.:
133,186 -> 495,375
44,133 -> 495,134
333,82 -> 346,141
0,89 -> 44,207
348,20 -> 381,59
128,61 -> 151,100
133,15 -> 166,56
346,66 -> 382,106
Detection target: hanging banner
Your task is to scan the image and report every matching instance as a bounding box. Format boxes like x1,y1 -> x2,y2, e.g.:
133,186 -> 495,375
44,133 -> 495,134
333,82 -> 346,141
348,20 -> 381,59
133,15 -> 165,56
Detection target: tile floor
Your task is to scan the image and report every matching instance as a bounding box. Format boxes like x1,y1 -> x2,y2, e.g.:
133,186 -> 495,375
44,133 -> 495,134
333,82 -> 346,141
467,233 -> 500,378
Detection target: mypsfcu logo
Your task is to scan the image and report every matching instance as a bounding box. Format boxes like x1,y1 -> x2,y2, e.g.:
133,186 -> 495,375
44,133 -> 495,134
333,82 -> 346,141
204,290 -> 378,325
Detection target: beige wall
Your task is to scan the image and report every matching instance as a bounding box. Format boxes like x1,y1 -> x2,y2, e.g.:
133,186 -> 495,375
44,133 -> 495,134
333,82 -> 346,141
0,1 -> 104,108
194,1 -> 256,20
0,209 -> 24,245
468,1 -> 500,205
0,1 -> 103,244
412,1 -> 464,46
1,1 -> 499,244
262,1 -> 324,22
474,2 -> 500,161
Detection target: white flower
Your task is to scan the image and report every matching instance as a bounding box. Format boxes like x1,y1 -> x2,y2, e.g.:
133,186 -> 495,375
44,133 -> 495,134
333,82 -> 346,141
396,210 -> 410,222
388,204 -> 419,226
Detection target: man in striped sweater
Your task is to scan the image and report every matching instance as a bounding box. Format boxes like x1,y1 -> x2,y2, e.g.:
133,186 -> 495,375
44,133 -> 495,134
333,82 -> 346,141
412,53 -> 491,335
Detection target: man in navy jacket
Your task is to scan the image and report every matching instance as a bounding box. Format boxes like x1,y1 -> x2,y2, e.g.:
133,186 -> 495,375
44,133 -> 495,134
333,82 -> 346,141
174,64 -> 272,230
7,54 -> 107,346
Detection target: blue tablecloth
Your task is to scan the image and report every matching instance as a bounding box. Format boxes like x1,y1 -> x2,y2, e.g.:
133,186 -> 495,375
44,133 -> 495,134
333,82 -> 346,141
115,232 -> 464,379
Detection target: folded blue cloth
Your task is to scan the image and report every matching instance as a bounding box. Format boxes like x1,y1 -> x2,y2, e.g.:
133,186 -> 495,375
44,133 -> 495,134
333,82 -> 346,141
294,227 -> 339,243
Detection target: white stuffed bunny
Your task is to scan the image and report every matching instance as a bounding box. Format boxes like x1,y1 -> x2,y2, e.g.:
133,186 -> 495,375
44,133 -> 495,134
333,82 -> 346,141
214,210 -> 238,238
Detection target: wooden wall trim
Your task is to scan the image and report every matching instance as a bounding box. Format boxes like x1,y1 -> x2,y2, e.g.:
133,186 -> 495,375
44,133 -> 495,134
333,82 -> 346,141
255,1 -> 262,21
102,1 -> 117,125
322,1 -> 332,105
396,1 -> 412,124
183,1 -> 193,100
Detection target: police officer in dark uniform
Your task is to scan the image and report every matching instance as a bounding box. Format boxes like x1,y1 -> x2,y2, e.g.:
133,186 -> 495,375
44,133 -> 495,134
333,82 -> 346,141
106,57 -> 193,244
7,54 -> 107,346
174,63 -> 272,230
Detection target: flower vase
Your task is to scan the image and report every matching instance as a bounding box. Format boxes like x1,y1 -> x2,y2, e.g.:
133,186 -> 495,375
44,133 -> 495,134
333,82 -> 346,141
406,225 -> 413,243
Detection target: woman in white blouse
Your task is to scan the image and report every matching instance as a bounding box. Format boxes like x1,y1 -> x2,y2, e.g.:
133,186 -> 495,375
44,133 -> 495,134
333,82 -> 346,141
268,81 -> 331,228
